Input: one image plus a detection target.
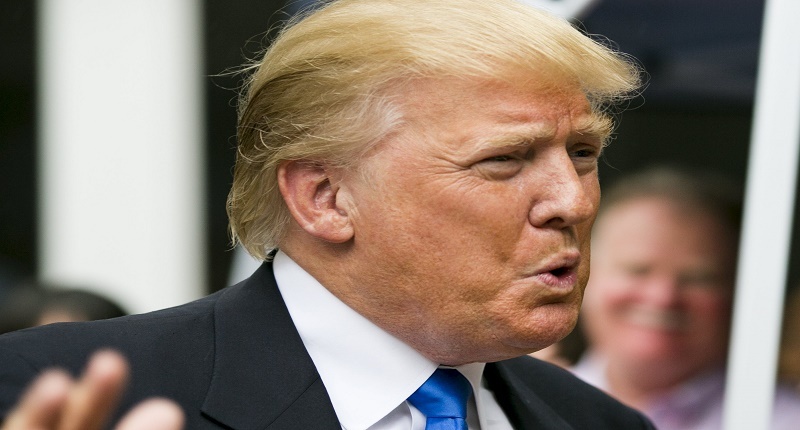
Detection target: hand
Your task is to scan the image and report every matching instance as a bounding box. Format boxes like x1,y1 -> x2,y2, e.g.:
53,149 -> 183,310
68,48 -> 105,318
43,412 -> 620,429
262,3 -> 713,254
2,350 -> 183,430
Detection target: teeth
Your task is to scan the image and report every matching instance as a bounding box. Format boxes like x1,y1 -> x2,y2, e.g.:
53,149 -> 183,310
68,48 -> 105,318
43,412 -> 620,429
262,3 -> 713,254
623,308 -> 687,330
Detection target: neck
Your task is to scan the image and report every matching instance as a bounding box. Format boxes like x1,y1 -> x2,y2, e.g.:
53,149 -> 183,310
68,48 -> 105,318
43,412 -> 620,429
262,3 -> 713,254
279,237 -> 521,366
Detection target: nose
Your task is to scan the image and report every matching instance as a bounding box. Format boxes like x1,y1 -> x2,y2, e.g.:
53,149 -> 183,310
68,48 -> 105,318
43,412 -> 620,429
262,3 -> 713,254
643,274 -> 683,307
527,153 -> 597,229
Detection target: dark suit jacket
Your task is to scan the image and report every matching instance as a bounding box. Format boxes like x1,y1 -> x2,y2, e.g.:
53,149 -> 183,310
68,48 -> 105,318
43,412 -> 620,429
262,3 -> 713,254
0,261 -> 654,429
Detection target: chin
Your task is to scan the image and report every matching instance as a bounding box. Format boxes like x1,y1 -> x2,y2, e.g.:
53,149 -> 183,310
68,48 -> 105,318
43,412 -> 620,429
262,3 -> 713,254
498,327 -> 573,358
533,305 -> 580,335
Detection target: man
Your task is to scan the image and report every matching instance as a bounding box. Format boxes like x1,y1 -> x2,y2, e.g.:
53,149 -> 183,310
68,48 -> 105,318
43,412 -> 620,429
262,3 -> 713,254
0,1 -> 650,428
574,167 -> 800,429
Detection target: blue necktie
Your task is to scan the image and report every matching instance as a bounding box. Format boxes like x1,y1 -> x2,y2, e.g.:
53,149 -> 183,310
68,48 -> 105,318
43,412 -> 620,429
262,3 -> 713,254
408,368 -> 472,430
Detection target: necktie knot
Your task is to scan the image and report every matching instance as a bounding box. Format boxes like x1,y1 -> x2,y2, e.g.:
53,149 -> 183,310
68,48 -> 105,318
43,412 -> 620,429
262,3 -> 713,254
408,368 -> 471,430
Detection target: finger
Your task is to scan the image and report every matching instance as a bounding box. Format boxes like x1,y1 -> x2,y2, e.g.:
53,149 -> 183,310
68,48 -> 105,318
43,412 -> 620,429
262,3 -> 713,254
2,370 -> 73,429
115,399 -> 184,430
56,350 -> 129,430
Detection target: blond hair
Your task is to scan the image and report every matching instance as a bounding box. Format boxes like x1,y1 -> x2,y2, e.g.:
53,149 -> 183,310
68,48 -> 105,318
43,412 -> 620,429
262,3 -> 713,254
228,0 -> 641,260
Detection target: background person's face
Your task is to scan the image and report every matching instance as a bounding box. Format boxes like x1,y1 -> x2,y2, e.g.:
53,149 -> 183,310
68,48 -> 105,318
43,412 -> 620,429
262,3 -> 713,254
337,76 -> 604,364
582,198 -> 735,381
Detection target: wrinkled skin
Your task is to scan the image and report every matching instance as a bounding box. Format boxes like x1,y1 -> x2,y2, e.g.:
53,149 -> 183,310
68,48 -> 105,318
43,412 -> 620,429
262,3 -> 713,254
283,75 -> 608,365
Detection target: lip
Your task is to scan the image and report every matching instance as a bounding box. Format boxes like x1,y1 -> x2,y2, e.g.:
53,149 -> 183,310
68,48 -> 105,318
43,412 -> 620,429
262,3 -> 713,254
531,251 -> 581,290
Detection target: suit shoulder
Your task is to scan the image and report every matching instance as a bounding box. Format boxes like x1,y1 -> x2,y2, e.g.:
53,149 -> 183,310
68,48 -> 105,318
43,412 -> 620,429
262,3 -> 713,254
0,288 -> 223,373
489,356 -> 655,429
0,288 -> 231,421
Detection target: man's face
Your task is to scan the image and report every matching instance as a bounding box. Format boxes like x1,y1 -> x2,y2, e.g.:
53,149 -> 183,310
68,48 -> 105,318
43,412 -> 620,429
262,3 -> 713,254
581,198 -> 735,381
337,76 -> 604,364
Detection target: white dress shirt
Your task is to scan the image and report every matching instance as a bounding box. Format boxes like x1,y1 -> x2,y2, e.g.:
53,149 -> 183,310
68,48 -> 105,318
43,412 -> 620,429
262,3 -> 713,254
572,351 -> 800,430
273,251 -> 514,430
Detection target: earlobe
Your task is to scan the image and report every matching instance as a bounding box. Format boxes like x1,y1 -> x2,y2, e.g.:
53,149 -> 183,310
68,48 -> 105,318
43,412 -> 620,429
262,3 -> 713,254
278,161 -> 355,243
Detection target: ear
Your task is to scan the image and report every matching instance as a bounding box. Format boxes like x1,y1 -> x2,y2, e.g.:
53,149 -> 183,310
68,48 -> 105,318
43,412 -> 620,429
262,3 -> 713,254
278,161 -> 354,243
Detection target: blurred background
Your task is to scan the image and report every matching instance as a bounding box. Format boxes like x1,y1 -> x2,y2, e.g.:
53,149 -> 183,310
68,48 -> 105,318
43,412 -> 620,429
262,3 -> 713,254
1,0 -> 772,311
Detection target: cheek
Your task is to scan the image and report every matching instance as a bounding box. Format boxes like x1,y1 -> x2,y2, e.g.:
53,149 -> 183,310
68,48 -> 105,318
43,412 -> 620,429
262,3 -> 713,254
690,294 -> 733,328
404,188 -> 526,261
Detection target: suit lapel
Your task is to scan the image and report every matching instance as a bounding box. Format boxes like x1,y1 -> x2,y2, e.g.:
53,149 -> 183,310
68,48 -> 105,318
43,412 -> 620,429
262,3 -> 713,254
201,261 -> 341,430
485,361 -> 575,430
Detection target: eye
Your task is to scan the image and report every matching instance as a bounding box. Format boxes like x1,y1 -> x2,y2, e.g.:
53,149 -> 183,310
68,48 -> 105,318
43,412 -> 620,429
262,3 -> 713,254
571,148 -> 598,159
623,264 -> 650,277
483,154 -> 518,163
569,144 -> 601,160
569,142 -> 602,173
473,152 -> 525,179
678,271 -> 726,291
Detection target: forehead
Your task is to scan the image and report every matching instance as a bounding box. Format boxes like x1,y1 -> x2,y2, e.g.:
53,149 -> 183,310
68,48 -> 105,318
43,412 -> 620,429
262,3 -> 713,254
595,198 -> 736,259
395,75 -> 602,140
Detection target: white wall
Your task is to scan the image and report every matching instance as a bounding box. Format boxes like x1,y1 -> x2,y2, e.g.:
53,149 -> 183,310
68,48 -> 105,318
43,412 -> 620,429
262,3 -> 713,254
37,0 -> 205,313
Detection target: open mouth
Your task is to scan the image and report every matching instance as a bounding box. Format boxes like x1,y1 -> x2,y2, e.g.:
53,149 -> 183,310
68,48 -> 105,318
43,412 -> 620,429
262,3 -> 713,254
549,265 -> 573,278
529,251 -> 581,289
535,262 -> 578,289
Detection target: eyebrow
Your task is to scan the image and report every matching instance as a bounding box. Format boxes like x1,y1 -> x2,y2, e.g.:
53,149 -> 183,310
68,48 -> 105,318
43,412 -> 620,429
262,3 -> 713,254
574,114 -> 613,145
479,113 -> 613,150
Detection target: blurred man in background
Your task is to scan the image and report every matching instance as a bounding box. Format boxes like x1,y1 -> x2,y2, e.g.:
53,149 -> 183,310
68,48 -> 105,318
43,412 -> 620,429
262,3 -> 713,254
574,166 -> 800,429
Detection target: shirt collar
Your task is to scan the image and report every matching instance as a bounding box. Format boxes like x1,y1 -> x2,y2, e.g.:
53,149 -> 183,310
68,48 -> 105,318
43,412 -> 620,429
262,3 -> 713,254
572,350 -> 726,426
274,251 -> 440,430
